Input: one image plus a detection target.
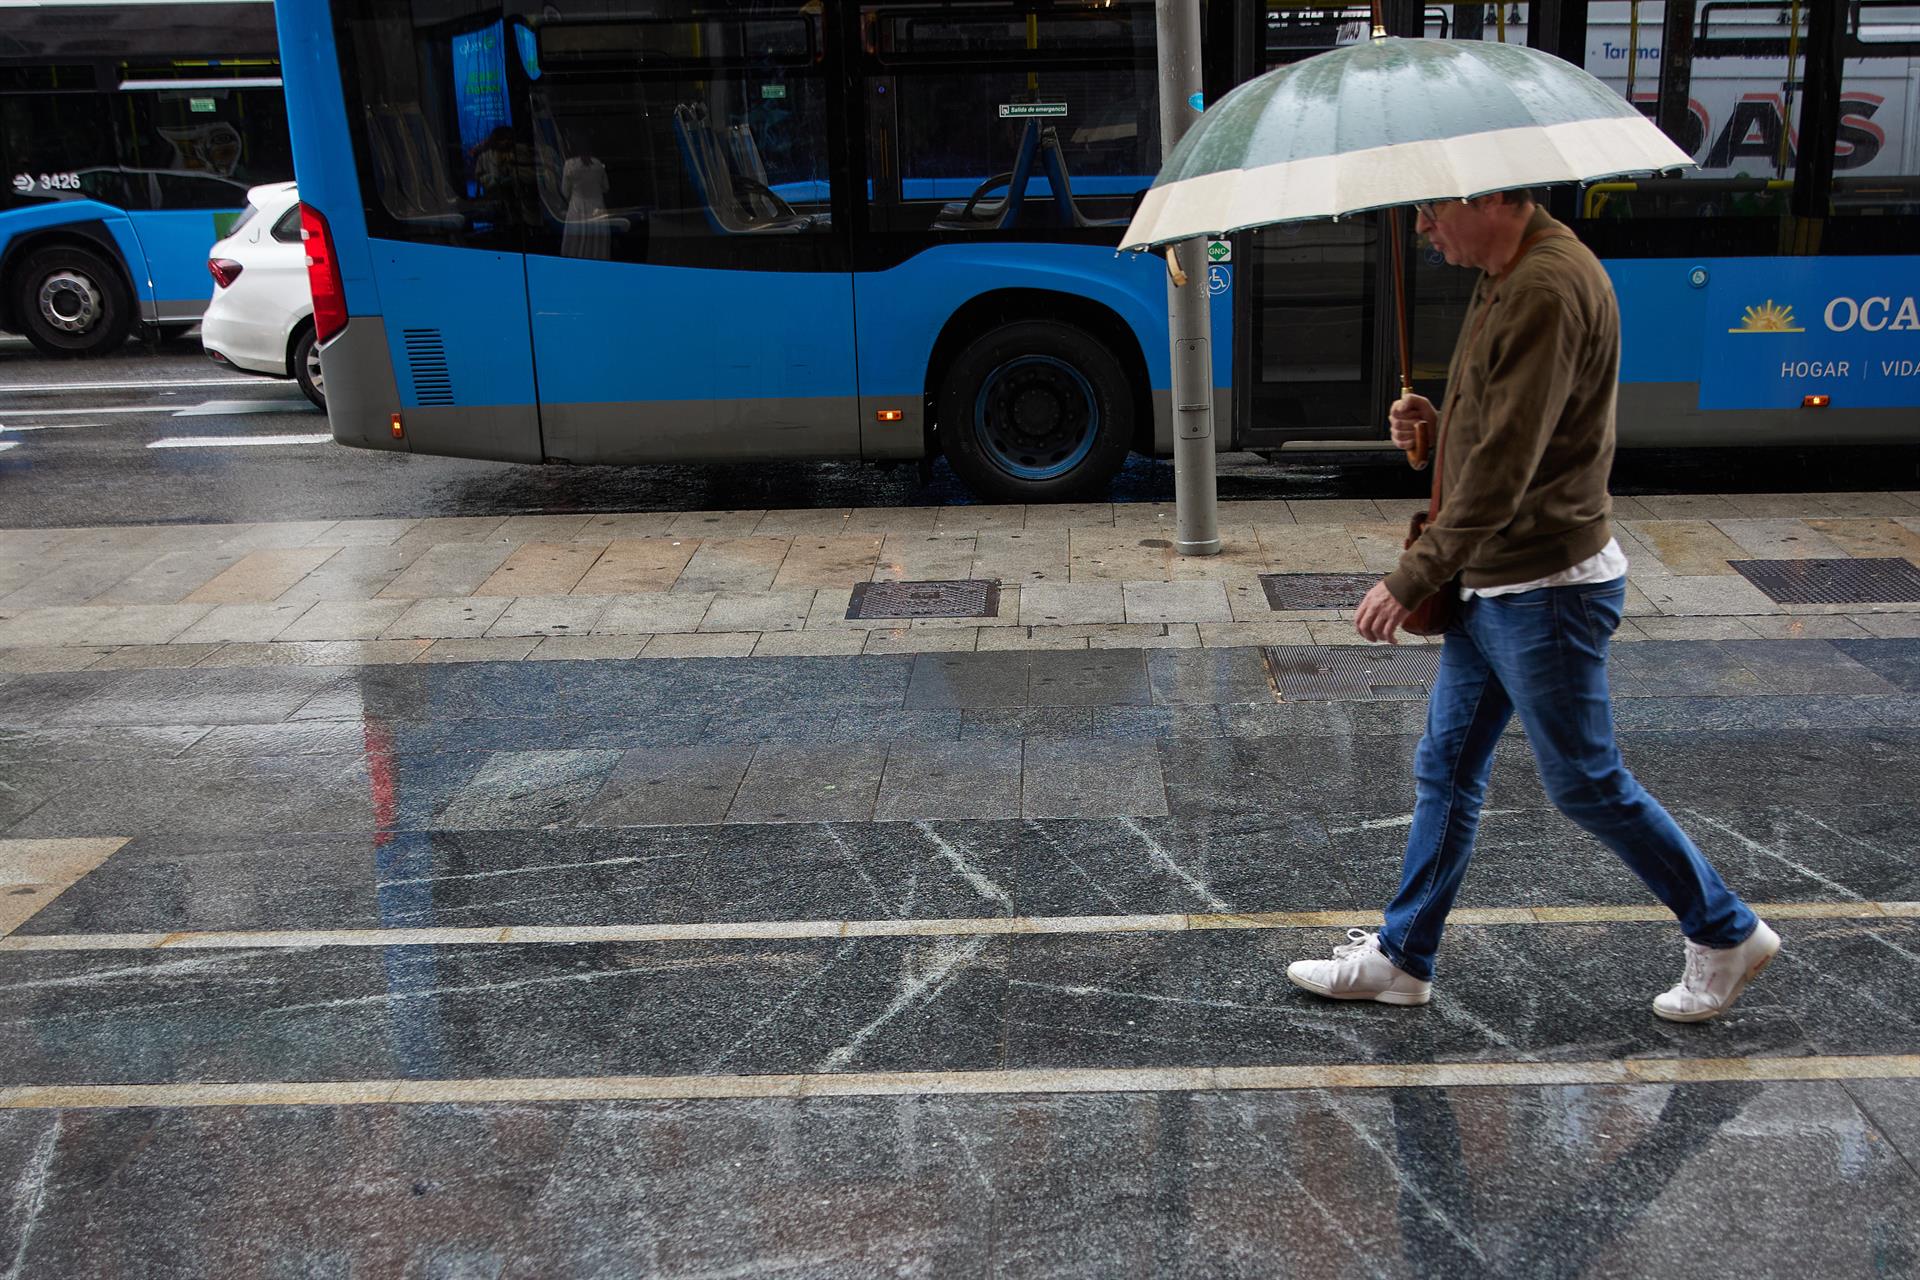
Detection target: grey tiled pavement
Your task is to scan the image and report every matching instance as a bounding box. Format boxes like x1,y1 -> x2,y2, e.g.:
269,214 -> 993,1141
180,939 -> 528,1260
5,633 -> 1920,1274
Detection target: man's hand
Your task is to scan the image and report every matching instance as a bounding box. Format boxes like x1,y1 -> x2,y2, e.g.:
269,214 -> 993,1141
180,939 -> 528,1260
1354,580 -> 1412,644
1389,393 -> 1437,453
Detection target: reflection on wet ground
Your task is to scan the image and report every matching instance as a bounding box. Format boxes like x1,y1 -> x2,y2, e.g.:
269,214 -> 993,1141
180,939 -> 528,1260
3,641 -> 1920,1273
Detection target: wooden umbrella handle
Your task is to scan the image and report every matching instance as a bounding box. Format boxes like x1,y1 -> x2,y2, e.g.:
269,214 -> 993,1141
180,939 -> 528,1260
1385,209 -> 1420,468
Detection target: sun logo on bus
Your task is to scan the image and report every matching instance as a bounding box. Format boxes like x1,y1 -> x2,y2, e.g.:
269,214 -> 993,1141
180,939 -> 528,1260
1729,300 -> 1805,333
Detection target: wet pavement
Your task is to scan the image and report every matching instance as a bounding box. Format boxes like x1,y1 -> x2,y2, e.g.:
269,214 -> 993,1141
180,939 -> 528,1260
5,626 -> 1920,1274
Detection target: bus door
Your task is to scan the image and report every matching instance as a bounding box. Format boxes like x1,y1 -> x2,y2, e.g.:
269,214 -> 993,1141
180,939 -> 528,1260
510,0 -> 859,465
1235,4 -> 1513,445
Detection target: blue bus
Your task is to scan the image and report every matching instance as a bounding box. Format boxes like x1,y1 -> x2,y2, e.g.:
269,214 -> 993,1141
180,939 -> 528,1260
0,0 -> 293,356
276,0 -> 1920,502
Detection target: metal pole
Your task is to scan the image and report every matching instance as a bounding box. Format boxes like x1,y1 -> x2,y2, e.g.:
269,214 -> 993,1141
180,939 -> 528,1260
1155,0 -> 1221,556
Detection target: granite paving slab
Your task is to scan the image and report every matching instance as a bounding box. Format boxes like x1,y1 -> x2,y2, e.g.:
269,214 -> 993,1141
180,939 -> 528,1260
1,1082 -> 1911,1280
0,936 -> 1013,1084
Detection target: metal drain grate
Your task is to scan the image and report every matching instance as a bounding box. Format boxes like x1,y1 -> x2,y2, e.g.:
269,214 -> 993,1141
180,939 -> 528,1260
847,579 -> 1002,619
1730,557 -> 1920,605
1259,573 -> 1382,610
1265,645 -> 1440,701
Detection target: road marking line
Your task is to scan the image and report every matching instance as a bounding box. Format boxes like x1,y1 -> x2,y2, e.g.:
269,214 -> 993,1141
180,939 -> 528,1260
0,900 -> 1899,953
169,400 -> 315,417
0,423 -> 103,432
0,378 -> 261,393
5,406 -> 203,417
0,441 -> 15,452
4,1053 -> 1917,1111
146,434 -> 334,449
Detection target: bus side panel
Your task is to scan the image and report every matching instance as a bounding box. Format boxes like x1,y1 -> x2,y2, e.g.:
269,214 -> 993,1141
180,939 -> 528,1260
1607,254 -> 1920,445
525,256 -> 860,465
124,210 -> 235,324
367,240 -> 543,464
0,201 -> 157,324
851,244 -> 1233,460
1604,259 -> 1707,386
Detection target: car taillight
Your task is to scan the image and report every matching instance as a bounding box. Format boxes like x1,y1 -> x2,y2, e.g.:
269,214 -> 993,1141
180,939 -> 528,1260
208,258 -> 243,289
300,202 -> 348,344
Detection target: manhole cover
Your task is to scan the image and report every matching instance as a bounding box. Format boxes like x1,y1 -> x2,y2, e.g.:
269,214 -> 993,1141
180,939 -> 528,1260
1259,572 -> 1381,610
1264,645 -> 1440,701
847,579 -> 1002,619
1730,557 -> 1920,605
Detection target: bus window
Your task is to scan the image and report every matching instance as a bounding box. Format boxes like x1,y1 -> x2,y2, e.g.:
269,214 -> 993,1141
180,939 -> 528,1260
1574,1 -> 1803,232
521,0 -> 833,264
111,88 -> 292,210
861,0 -> 1160,234
0,92 -> 125,208
1830,2 -> 1920,221
333,0 -> 523,246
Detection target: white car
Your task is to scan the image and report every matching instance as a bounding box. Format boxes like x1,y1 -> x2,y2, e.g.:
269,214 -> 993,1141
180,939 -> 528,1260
200,181 -> 324,408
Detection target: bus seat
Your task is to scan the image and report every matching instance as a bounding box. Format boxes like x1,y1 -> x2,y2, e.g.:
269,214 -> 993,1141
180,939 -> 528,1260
1037,127 -> 1129,228
366,106 -> 467,233
672,104 -> 813,235
932,121 -> 1041,231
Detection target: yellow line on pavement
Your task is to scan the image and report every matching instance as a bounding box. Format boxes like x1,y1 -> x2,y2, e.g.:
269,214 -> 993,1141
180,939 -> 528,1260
0,900 -> 1910,953
4,1054 -> 1917,1111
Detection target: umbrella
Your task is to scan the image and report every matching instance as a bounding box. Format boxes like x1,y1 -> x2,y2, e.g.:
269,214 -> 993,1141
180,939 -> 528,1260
1121,35 -> 1694,251
1120,30 -> 1692,465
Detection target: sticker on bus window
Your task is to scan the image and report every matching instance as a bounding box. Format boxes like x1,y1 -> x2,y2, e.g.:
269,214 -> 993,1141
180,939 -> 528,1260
14,172 -> 80,193
999,102 -> 1068,118
190,98 -> 216,113
762,84 -> 787,99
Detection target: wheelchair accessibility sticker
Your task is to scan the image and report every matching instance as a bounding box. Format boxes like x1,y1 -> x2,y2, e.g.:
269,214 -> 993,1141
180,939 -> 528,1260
1208,265 -> 1231,296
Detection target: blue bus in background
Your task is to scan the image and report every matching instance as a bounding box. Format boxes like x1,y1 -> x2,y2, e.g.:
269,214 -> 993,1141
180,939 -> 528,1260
275,0 -> 1920,502
0,0 -> 292,357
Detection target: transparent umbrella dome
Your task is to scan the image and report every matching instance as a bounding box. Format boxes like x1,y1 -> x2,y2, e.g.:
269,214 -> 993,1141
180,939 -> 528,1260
1120,36 -> 1694,251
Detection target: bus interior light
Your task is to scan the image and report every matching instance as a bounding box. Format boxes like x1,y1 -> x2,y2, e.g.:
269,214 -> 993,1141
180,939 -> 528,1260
875,408 -> 905,422
1802,395 -> 1831,408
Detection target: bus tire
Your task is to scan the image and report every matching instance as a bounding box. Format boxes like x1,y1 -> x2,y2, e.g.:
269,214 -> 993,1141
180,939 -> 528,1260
10,245 -> 134,358
938,320 -> 1134,503
291,323 -> 326,410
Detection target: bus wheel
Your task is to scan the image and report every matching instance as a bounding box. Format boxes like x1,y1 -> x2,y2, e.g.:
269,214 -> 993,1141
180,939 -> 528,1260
938,320 -> 1134,503
11,245 -> 134,358
291,324 -> 326,410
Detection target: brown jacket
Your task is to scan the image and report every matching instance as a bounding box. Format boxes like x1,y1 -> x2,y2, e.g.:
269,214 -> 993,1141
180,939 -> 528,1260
1384,208 -> 1618,609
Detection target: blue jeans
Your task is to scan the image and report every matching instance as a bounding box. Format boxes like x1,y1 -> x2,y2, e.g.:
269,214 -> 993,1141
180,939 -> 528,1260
1378,577 -> 1757,981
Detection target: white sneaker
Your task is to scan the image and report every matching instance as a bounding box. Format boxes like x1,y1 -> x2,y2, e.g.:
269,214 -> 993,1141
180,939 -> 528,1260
1287,929 -> 1432,1006
1652,920 -> 1781,1023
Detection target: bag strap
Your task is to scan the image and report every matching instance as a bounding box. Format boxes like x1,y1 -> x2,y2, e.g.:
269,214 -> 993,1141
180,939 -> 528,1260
1423,226 -> 1570,523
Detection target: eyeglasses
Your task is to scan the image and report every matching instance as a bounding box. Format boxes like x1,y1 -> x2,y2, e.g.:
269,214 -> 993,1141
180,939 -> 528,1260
1413,201 -> 1439,221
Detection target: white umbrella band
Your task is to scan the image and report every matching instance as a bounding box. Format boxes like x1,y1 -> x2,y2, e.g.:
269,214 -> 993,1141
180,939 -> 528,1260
1121,116 -> 1694,251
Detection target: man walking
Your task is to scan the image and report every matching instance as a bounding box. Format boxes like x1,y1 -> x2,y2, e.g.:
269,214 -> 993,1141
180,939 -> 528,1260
1286,190 -> 1779,1022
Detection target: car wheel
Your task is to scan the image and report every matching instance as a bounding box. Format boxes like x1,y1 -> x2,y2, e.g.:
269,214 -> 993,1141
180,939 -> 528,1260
291,324 -> 326,410
10,245 -> 134,358
937,319 -> 1134,503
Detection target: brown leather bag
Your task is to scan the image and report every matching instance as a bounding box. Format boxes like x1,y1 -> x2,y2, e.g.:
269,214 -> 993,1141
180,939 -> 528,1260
1397,225 -> 1567,638
1401,468 -> 1454,635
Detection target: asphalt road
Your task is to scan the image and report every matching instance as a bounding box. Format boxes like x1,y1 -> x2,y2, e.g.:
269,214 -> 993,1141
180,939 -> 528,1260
4,333 -> 1917,528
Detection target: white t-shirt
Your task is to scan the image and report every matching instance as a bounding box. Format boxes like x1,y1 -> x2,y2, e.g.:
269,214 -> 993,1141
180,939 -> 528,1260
1460,537 -> 1628,600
